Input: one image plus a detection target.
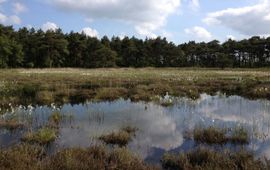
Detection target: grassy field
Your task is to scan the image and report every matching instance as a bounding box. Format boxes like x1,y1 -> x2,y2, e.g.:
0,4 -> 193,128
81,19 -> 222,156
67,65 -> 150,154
0,68 -> 270,108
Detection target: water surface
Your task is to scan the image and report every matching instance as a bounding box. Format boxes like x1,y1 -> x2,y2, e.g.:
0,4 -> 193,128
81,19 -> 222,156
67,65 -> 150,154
1,94 -> 270,163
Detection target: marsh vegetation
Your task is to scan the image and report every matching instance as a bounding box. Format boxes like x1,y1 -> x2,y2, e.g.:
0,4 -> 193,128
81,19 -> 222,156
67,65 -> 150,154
193,126 -> 249,145
1,68 -> 270,109
0,68 -> 270,169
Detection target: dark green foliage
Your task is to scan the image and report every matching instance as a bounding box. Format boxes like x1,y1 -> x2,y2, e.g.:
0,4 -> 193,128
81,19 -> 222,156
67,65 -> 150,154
1,24 -> 270,68
92,46 -> 117,67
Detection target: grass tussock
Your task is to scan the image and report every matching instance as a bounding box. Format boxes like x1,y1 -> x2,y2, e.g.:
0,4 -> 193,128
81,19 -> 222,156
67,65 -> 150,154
0,144 -> 159,170
121,126 -> 138,134
193,126 -> 249,145
230,126 -> 249,144
99,131 -> 132,147
44,146 -> 159,170
36,90 -> 54,105
99,126 -> 138,147
48,111 -> 62,125
22,127 -> 57,145
159,99 -> 174,107
193,126 -> 227,144
95,87 -> 128,101
0,119 -> 24,130
161,148 -> 269,170
0,144 -> 44,170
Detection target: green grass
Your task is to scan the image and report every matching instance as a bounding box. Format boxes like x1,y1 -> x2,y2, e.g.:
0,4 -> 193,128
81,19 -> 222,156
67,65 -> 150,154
0,68 -> 270,106
22,127 -> 57,145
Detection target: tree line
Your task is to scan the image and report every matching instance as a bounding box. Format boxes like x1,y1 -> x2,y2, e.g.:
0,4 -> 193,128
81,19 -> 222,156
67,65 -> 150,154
1,24 -> 270,68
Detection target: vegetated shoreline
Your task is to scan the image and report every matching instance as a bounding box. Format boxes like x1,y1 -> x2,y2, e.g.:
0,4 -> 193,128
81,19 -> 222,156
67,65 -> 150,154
0,125 -> 269,170
0,68 -> 270,110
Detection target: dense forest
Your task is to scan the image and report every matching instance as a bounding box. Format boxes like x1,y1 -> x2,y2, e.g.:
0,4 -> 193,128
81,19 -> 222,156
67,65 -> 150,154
1,24 -> 270,68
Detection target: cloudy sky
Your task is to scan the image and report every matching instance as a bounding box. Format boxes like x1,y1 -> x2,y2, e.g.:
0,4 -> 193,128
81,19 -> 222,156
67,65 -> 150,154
0,0 -> 269,43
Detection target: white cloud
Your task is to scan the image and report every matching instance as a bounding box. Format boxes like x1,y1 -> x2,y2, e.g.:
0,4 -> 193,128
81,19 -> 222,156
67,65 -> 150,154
81,27 -> 99,37
119,32 -> 127,40
203,0 -> 270,36
0,0 -> 6,4
13,2 -> 27,14
9,15 -> 21,24
84,18 -> 93,23
189,0 -> 199,11
0,13 -> 21,25
0,12 -> 7,23
41,22 -> 59,31
48,0 -> 181,37
161,30 -> 173,39
26,24 -> 33,29
135,23 -> 157,38
185,26 -> 212,42
0,1 -> 23,25
226,35 -> 235,40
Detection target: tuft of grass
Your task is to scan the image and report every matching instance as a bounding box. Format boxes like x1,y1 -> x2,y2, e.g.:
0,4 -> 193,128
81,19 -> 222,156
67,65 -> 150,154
0,144 -> 159,170
193,126 -> 250,145
22,127 -> 57,145
95,87 -> 128,101
230,126 -> 249,144
0,119 -> 24,130
99,126 -> 138,147
99,131 -> 132,147
43,146 -> 108,170
121,126 -> 138,134
193,126 -> 228,144
108,147 -> 159,170
48,111 -> 62,125
36,90 -> 54,105
159,100 -> 174,107
0,144 -> 44,170
161,148 -> 267,170
43,145 -> 159,170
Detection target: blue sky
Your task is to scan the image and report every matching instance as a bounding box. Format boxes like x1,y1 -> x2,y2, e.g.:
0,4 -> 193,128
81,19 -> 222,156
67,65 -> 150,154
0,0 -> 269,43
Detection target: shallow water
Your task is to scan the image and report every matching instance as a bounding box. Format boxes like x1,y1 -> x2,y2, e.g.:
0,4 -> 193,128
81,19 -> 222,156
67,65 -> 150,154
1,93 -> 270,163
